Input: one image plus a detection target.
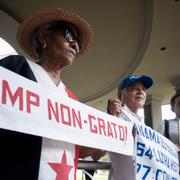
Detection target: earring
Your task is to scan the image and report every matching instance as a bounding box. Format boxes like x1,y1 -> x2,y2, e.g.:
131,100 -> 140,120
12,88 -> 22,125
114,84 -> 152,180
43,43 -> 46,49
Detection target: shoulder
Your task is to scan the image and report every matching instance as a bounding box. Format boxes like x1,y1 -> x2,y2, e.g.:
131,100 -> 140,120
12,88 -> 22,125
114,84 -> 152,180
66,87 -> 78,101
0,55 -> 28,68
0,55 -> 37,82
170,118 -> 177,121
168,118 -> 179,126
168,118 -> 177,122
0,55 -> 27,62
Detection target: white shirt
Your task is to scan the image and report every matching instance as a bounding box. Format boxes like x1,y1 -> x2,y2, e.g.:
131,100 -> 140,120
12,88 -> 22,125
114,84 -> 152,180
122,105 -> 144,123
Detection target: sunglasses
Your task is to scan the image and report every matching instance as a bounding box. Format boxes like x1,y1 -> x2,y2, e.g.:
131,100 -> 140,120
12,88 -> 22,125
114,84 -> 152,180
65,29 -> 80,53
46,23 -> 80,54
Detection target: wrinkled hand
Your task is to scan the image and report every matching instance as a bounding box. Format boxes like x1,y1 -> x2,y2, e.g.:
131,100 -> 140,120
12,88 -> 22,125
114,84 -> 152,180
107,99 -> 137,138
107,99 -> 123,117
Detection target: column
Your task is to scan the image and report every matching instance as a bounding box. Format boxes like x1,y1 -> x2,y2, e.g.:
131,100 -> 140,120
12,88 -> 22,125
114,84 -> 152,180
144,95 -> 162,130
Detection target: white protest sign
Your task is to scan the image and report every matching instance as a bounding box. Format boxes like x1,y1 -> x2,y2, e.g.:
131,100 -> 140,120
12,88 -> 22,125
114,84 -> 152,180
135,122 -> 179,180
122,109 -> 180,180
0,66 -> 134,155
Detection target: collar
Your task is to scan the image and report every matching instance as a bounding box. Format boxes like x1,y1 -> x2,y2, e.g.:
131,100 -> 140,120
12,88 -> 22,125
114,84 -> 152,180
123,105 -> 144,122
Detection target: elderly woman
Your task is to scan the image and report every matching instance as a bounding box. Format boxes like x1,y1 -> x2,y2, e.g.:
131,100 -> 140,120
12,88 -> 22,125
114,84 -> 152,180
0,8 -> 99,180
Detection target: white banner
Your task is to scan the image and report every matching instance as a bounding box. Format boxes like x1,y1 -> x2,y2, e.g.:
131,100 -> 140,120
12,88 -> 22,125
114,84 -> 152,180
122,109 -> 180,180
0,66 -> 134,155
135,122 -> 179,180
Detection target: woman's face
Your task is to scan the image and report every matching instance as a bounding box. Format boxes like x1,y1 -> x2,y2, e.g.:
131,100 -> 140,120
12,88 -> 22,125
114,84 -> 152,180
40,23 -> 80,69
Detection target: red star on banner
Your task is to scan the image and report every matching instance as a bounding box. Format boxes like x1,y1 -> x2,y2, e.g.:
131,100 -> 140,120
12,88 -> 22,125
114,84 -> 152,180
48,150 -> 73,180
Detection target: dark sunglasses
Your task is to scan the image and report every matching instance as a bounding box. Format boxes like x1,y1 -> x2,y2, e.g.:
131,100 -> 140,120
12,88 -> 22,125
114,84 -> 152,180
46,23 -> 80,54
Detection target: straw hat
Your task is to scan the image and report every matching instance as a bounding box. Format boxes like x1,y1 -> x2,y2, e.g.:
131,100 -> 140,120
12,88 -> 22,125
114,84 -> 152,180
16,8 -> 93,60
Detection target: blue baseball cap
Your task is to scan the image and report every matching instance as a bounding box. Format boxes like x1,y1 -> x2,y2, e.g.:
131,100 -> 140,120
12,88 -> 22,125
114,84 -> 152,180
118,75 -> 153,91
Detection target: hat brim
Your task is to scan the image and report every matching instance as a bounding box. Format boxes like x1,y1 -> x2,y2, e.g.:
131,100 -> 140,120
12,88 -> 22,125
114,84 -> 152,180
137,76 -> 153,89
16,8 -> 93,60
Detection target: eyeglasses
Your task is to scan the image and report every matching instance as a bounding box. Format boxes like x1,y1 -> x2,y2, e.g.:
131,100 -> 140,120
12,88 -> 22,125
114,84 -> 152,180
46,22 -> 80,54
65,29 -> 80,54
